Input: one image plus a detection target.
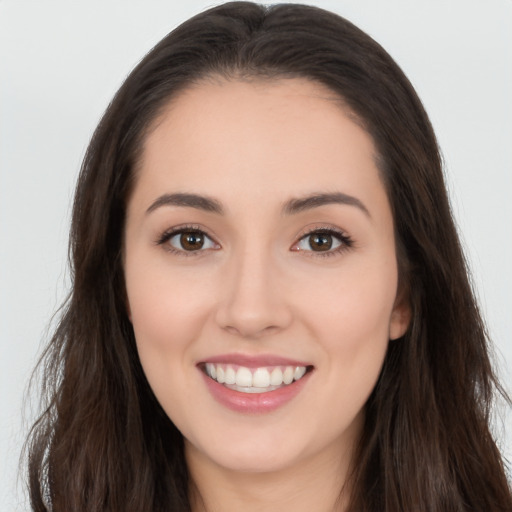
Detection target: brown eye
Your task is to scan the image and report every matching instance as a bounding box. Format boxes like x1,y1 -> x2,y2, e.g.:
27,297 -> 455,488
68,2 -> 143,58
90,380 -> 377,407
292,229 -> 347,254
165,230 -> 218,253
180,231 -> 204,251
308,233 -> 333,251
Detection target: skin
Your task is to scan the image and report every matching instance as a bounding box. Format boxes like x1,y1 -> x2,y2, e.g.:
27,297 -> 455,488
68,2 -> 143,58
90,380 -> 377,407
124,77 -> 410,512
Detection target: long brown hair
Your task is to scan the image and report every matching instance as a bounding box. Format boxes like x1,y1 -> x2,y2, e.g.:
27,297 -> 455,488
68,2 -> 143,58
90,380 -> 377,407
26,2 -> 511,511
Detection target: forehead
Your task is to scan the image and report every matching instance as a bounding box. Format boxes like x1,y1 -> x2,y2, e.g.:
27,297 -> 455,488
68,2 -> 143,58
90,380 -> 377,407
132,77 -> 386,217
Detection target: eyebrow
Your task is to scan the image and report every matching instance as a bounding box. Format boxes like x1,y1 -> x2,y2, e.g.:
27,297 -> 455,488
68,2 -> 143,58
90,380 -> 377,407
282,192 -> 370,218
146,193 -> 224,215
145,191 -> 370,218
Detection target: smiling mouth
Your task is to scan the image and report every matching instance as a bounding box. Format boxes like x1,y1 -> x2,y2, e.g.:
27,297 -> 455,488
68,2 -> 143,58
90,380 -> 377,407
201,363 -> 314,394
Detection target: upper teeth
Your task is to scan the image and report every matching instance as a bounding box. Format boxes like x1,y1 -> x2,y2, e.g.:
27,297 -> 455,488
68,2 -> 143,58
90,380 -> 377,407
205,363 -> 307,389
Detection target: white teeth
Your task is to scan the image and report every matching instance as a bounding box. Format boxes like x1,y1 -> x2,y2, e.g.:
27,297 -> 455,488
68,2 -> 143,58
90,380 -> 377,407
283,366 -> 294,385
236,367 -> 253,387
205,363 -> 216,379
270,367 -> 283,386
253,368 -> 270,388
229,385 -> 281,394
225,366 -> 236,385
205,363 -> 309,391
294,366 -> 306,380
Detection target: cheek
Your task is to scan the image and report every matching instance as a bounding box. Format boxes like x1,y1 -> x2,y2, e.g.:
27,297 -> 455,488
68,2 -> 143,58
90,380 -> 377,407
318,288 -> 391,389
297,257 -> 398,343
124,258 -> 220,426
124,257 -> 216,366
293,259 -> 396,407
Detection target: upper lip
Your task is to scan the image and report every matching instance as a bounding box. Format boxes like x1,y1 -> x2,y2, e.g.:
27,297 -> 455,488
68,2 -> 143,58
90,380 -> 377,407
199,353 -> 312,368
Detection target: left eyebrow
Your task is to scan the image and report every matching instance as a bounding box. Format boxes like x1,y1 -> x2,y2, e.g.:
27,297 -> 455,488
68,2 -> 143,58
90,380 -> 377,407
282,192 -> 371,218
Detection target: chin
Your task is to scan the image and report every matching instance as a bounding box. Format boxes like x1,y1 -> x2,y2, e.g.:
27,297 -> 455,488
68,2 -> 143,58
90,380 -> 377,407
186,429 -> 308,474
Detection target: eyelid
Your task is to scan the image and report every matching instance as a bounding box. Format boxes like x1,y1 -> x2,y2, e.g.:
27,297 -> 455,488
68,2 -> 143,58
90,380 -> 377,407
155,224 -> 221,255
155,223 -> 354,257
290,225 -> 354,256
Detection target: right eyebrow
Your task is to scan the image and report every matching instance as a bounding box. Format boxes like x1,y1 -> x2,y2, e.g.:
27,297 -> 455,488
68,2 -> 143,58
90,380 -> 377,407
145,193 -> 224,215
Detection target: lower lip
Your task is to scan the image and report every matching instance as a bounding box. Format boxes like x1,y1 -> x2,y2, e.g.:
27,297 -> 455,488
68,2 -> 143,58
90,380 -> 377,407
201,370 -> 312,414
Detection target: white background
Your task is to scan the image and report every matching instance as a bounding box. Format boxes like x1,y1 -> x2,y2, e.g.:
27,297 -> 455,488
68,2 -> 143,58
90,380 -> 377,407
1,1 -> 511,510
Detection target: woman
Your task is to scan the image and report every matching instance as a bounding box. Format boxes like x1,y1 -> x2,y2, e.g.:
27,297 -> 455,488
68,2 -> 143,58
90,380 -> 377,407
26,2 -> 512,511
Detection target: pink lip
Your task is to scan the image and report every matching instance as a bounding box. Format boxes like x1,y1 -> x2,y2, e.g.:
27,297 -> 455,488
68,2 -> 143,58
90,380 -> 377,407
200,353 -> 311,368
199,366 -> 313,415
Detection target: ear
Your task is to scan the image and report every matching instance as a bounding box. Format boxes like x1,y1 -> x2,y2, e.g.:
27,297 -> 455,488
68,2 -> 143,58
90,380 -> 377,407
389,293 -> 411,340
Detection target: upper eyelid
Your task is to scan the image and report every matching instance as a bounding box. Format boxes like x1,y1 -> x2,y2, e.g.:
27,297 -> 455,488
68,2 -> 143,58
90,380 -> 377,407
295,224 -> 350,240
156,224 -> 219,247
156,223 -> 352,249
160,224 -> 214,238
156,226 -> 220,257
292,225 -> 354,254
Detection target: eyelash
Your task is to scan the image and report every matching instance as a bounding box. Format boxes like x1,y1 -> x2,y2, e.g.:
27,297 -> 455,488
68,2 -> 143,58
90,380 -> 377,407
155,224 -> 354,258
293,226 -> 354,258
155,224 -> 216,257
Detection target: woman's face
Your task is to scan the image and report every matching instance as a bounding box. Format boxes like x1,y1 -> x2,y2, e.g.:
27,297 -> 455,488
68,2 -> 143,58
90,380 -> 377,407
124,78 -> 409,475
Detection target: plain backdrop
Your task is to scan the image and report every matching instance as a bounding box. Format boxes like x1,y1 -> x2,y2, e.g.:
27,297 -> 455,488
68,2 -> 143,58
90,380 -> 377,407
1,1 -> 511,510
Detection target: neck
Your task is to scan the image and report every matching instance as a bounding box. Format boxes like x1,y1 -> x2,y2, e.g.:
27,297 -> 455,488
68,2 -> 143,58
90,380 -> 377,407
186,439 -> 353,512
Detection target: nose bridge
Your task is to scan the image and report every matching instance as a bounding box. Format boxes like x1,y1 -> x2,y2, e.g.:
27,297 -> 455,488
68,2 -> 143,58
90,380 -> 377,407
215,237 -> 291,338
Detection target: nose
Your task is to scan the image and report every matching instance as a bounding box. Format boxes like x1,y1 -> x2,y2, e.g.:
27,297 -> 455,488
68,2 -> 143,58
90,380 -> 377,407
214,245 -> 292,339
